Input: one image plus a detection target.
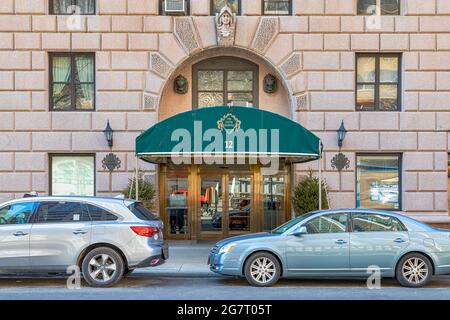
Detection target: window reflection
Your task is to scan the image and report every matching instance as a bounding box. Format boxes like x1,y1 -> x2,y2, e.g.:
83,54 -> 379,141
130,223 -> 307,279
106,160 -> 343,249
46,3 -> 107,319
200,177 -> 223,232
263,176 -> 285,231
51,155 -> 94,196
212,0 -> 239,15
228,176 -> 251,232
167,176 -> 188,235
356,155 -> 401,210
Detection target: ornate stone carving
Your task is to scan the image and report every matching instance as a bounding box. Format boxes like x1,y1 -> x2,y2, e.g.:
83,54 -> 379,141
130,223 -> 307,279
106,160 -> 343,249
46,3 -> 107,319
331,152 -> 351,172
215,5 -> 236,46
150,53 -> 172,79
295,93 -> 308,111
175,17 -> 200,53
102,153 -> 121,172
143,93 -> 158,111
174,75 -> 188,94
252,17 -> 278,53
263,74 -> 278,94
280,53 -> 301,78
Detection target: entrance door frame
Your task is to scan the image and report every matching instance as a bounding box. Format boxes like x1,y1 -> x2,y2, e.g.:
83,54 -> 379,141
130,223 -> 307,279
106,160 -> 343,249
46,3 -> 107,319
159,163 -> 291,240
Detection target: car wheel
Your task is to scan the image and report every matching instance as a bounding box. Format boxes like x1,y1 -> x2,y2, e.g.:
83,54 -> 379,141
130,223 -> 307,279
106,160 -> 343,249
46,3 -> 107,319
81,247 -> 124,287
396,253 -> 432,288
244,252 -> 281,287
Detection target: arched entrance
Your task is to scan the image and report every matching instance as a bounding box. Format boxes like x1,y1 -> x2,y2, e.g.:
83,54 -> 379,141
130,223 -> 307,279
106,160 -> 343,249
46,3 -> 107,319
137,106 -> 321,241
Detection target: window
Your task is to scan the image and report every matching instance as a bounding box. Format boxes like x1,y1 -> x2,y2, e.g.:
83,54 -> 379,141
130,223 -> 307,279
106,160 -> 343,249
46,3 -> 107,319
86,204 -> 118,221
211,0 -> 240,15
159,0 -> 189,15
303,214 -> 348,234
36,201 -> 89,224
356,54 -> 401,111
50,53 -> 95,111
193,57 -> 258,108
50,0 -> 95,15
357,0 -> 400,15
0,202 -> 37,225
50,155 -> 95,196
128,202 -> 159,221
356,154 -> 401,210
352,213 -> 406,232
263,0 -> 292,15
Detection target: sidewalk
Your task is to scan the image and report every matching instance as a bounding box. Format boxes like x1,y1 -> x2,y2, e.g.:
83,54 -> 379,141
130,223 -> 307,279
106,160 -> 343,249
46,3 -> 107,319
135,241 -> 219,277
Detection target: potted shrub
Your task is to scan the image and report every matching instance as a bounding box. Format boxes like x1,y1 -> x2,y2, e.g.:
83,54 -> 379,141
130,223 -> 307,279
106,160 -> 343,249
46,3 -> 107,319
122,171 -> 156,211
292,169 -> 329,217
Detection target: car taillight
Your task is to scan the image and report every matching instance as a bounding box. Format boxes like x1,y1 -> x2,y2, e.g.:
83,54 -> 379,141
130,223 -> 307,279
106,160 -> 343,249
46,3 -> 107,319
130,226 -> 159,237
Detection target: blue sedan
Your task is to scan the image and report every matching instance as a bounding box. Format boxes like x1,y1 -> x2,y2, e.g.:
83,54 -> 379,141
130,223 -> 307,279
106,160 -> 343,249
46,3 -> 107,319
208,209 -> 450,287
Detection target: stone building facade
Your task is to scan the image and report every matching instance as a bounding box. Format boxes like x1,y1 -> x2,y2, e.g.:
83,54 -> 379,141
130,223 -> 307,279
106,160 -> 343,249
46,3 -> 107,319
0,0 -> 449,233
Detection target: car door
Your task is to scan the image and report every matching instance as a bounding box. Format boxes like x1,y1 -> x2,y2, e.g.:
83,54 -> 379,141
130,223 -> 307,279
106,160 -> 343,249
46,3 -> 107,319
349,212 -> 410,275
285,213 -> 350,275
0,201 -> 38,271
29,201 -> 92,271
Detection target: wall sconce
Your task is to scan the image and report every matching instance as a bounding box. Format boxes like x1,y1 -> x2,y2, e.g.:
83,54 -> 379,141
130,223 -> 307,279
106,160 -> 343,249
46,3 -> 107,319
103,120 -> 114,148
331,121 -> 350,172
337,121 -> 347,149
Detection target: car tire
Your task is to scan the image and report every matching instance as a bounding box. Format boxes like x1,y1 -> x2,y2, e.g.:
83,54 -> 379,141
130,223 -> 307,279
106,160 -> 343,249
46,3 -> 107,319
81,247 -> 125,287
396,253 -> 433,288
244,252 -> 281,287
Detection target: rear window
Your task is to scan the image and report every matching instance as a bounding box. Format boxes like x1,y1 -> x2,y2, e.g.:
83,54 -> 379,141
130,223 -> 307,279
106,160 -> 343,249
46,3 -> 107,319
86,204 -> 118,221
128,202 -> 159,221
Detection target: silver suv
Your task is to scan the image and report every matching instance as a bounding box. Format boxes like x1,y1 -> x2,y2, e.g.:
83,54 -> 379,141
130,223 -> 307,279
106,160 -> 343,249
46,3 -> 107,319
0,196 -> 168,287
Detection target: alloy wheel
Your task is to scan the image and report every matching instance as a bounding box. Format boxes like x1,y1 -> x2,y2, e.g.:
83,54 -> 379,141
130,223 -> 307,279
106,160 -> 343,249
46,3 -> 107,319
88,254 -> 117,282
402,257 -> 428,285
250,257 -> 276,284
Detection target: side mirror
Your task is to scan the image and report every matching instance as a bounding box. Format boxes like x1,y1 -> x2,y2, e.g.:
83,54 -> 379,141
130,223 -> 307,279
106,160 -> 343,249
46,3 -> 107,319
292,226 -> 307,237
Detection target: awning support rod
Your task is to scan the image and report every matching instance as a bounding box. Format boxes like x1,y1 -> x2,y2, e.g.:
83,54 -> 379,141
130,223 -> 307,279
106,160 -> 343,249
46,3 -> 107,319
318,140 -> 322,211
135,156 -> 139,201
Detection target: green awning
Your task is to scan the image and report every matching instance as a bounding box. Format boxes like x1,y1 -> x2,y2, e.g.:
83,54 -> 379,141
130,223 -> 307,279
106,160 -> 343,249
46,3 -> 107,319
136,106 -> 321,164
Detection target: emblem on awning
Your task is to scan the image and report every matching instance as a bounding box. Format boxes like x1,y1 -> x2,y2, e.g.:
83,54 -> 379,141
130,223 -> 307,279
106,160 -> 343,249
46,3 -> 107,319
217,113 -> 241,134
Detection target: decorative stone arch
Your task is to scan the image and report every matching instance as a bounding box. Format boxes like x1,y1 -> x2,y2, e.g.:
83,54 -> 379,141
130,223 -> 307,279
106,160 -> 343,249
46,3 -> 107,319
142,16 -> 306,121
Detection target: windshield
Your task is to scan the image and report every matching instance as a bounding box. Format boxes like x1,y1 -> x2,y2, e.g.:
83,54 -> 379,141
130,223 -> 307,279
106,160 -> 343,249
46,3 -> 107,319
128,202 -> 159,221
271,211 -> 319,234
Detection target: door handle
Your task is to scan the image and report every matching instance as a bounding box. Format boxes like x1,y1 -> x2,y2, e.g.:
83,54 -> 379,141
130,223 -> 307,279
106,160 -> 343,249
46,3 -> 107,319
73,230 -> 88,235
13,231 -> 28,237
394,238 -> 406,243
335,239 -> 347,244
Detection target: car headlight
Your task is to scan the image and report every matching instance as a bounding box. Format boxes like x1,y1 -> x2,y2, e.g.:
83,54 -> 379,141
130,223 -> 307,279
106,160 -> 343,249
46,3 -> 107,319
219,243 -> 236,254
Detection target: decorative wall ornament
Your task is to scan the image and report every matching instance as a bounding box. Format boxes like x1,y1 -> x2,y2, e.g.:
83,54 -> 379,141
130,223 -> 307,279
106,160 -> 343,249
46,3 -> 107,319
174,75 -> 188,94
295,93 -> 308,111
215,5 -> 236,46
150,53 -> 172,78
252,17 -> 278,53
331,152 -> 350,172
143,93 -> 158,110
281,53 -> 301,78
175,17 -> 200,53
102,153 -> 121,172
263,74 -> 278,93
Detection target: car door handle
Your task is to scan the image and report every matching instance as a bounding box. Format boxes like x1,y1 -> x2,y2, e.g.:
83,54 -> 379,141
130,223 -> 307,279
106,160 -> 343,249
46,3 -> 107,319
335,239 -> 347,244
13,231 -> 28,237
394,238 -> 406,243
73,230 -> 88,235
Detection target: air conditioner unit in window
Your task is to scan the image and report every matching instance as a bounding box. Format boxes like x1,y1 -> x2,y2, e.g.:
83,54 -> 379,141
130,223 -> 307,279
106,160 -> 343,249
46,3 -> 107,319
165,0 -> 186,13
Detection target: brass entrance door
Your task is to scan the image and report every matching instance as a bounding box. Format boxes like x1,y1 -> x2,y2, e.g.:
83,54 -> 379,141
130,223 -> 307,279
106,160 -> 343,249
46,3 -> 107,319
160,163 -> 291,240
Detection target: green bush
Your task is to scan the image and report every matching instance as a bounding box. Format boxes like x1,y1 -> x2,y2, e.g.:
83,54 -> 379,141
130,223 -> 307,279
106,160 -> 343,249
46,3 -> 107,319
292,169 -> 329,216
122,171 -> 156,211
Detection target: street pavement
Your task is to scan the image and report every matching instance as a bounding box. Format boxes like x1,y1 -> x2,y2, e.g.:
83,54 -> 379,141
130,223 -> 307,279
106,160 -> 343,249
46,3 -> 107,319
0,241 -> 450,300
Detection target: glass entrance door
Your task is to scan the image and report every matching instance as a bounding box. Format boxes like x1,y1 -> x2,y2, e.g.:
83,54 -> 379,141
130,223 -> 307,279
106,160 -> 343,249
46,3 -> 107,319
198,174 -> 253,240
199,176 -> 224,238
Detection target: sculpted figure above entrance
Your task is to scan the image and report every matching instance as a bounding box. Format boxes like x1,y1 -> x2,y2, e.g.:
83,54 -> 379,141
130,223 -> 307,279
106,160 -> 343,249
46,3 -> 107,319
215,5 -> 236,46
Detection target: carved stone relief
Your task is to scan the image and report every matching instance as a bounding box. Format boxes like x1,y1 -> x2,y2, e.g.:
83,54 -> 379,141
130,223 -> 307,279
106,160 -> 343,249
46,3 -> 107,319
150,53 -> 172,79
280,53 -> 301,78
175,17 -> 200,53
215,5 -> 236,46
252,17 -> 278,53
